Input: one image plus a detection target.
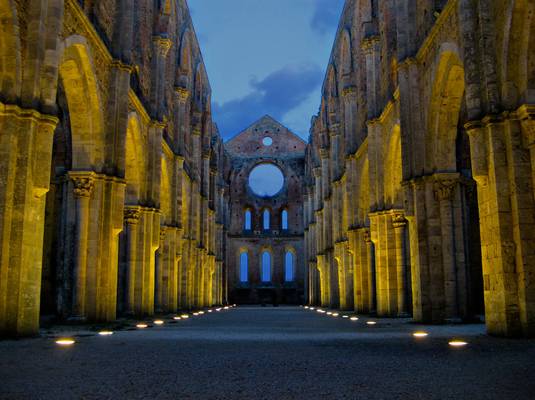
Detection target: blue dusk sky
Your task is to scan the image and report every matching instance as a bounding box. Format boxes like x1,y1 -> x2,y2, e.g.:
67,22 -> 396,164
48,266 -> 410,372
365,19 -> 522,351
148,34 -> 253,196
187,0 -> 345,141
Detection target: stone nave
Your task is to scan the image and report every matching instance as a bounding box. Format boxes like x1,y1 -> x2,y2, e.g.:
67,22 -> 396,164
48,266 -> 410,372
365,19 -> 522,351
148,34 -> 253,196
0,0 -> 534,342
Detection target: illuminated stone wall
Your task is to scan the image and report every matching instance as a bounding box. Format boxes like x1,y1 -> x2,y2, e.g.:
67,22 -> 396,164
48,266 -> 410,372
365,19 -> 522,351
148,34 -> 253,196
224,116 -> 306,304
0,0 -> 227,337
304,0 -> 535,337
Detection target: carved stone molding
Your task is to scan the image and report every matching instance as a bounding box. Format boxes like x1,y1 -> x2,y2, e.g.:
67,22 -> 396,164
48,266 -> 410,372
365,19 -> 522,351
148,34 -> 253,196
434,179 -> 458,201
363,229 -> 372,244
392,213 -> 407,229
175,86 -> 190,103
153,36 -> 173,57
72,176 -> 94,198
342,85 -> 357,99
124,207 -> 141,225
361,35 -> 380,54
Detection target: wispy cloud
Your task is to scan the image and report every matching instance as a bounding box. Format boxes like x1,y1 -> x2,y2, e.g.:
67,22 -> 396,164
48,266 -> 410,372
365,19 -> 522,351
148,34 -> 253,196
310,0 -> 345,35
213,63 -> 323,139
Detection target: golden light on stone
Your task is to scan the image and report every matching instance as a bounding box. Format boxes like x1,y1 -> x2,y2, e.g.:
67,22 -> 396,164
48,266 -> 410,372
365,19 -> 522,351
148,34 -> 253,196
98,331 -> 114,336
181,314 -> 190,318
154,320 -> 164,325
136,323 -> 148,329
449,340 -> 468,347
413,331 -> 428,338
55,338 -> 75,346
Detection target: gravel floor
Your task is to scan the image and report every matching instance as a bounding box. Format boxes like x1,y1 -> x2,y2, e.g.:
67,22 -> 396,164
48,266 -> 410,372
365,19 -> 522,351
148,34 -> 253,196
1,306 -> 534,400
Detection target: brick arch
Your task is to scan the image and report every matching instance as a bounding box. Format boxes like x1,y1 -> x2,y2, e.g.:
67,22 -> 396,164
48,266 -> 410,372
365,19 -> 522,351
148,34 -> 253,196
427,46 -> 465,173
58,36 -> 105,171
0,0 -> 20,103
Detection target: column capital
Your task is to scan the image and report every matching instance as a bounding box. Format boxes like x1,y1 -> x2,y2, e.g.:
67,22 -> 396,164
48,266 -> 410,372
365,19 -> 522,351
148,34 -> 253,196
70,173 -> 95,198
363,229 -> 372,244
319,148 -> 329,159
361,35 -> 380,54
124,206 -> 141,224
434,176 -> 459,201
175,86 -> 190,103
153,36 -> 173,57
342,85 -> 357,99
392,213 -> 407,229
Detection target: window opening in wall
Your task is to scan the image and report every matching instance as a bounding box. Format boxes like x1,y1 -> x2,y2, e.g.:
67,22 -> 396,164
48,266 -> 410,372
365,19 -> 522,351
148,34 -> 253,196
248,163 -> 284,197
263,209 -> 270,230
281,209 -> 288,230
261,251 -> 271,282
240,252 -> 249,283
244,209 -> 252,230
285,251 -> 294,282
262,137 -> 273,146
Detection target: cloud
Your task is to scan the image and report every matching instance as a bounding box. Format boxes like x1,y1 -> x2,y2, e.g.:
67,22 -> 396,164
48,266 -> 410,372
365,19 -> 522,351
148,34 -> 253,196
213,63 -> 323,139
310,0 -> 345,35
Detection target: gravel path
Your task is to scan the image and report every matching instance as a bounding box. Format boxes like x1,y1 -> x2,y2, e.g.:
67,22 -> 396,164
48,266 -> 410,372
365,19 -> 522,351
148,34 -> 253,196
1,306 -> 534,400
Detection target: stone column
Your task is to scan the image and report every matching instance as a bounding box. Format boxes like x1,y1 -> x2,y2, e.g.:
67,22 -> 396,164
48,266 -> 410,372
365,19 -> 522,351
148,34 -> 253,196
70,174 -> 94,320
392,212 -> 409,316
123,207 -> 140,315
434,175 -> 461,322
364,229 -> 377,314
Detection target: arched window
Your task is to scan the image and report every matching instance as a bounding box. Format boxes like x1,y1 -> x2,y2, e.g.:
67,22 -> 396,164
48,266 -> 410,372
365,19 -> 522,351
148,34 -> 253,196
244,209 -> 252,230
263,209 -> 270,230
281,209 -> 289,230
261,251 -> 271,282
240,251 -> 249,283
285,251 -> 294,282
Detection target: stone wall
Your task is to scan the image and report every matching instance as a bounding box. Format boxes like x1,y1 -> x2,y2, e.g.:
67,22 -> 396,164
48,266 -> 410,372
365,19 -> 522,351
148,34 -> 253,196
0,0 -> 227,336
304,0 -> 535,337
224,116 -> 306,304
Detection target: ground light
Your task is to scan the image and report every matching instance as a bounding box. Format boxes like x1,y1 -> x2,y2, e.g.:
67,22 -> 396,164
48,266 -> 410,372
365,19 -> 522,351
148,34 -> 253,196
309,307 -> 315,310
224,306 -> 229,310
136,323 -> 148,329
366,321 -> 377,325
98,331 -> 114,336
326,311 -> 333,315
449,340 -> 468,347
173,316 -> 182,320
193,312 -> 199,316
413,331 -> 428,338
199,311 -> 205,314
208,310 -> 213,313
55,338 -> 75,346
342,315 -> 349,319
181,314 -> 190,319
350,317 -> 359,321
216,308 -> 221,312
332,313 -> 339,317
154,320 -> 164,325
304,306 -> 309,309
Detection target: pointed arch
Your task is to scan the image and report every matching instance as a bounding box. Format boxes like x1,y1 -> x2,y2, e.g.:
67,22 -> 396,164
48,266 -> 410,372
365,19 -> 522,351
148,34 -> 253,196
261,250 -> 272,283
239,249 -> 249,283
284,248 -> 296,282
384,125 -> 403,208
339,29 -> 352,78
427,46 -> 465,173
125,113 -> 145,204
59,36 -> 106,171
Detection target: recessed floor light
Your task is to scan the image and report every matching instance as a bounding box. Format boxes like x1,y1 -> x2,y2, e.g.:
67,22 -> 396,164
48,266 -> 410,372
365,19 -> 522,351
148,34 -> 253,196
413,331 -> 428,338
98,331 -> 114,336
366,321 -> 377,325
55,339 -> 75,346
154,320 -> 164,325
350,317 -> 359,321
136,324 -> 148,329
449,340 -> 468,347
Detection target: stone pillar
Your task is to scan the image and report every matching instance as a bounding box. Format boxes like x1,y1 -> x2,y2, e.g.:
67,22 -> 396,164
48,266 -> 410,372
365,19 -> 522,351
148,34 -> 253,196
123,207 -> 140,315
467,114 -> 535,337
392,212 -> 409,316
70,174 -> 94,320
364,229 -> 377,314
434,175 -> 461,322
342,86 -> 358,152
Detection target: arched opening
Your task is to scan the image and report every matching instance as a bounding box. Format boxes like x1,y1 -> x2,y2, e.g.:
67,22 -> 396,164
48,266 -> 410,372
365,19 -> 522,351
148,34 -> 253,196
263,209 -> 270,231
244,209 -> 252,231
125,114 -> 145,205
384,125 -> 403,208
41,39 -> 105,319
261,251 -> 272,283
239,251 -> 249,283
281,209 -> 289,230
248,163 -> 285,197
285,251 -> 295,282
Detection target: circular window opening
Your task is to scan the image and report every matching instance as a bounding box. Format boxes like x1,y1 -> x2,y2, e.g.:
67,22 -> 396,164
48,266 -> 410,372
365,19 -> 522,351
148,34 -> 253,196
248,164 -> 284,197
262,137 -> 273,146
